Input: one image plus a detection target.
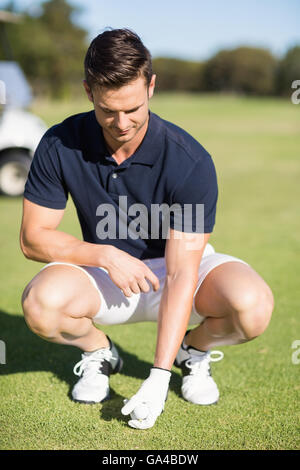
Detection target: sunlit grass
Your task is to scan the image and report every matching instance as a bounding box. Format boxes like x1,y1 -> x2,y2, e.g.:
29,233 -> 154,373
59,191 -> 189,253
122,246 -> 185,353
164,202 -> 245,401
0,93 -> 299,450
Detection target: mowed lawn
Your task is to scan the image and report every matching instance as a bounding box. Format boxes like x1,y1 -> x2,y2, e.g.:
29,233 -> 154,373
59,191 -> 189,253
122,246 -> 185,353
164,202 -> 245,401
0,93 -> 299,450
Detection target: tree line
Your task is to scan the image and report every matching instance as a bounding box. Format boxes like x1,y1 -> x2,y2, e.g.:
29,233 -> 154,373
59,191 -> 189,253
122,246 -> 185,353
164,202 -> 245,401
0,0 -> 299,99
153,46 -> 300,97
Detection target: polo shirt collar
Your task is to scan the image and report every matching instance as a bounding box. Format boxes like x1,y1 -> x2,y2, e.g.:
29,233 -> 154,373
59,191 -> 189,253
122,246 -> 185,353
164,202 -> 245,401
85,110 -> 163,167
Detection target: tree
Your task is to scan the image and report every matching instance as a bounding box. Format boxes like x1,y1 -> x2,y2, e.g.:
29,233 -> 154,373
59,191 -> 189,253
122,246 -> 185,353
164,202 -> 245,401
1,0 -> 88,99
203,47 -> 277,95
153,57 -> 205,92
276,46 -> 300,96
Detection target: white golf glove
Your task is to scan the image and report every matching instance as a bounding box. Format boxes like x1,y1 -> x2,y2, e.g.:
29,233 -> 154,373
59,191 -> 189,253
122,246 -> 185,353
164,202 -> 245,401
121,367 -> 171,430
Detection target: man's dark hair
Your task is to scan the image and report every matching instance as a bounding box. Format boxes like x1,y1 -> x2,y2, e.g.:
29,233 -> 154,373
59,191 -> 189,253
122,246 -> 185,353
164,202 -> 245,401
84,28 -> 153,90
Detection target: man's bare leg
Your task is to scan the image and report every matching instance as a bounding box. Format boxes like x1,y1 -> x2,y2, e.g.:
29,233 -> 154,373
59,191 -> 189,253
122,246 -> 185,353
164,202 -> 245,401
186,261 -> 274,350
174,261 -> 274,405
21,264 -> 124,404
21,265 -> 108,351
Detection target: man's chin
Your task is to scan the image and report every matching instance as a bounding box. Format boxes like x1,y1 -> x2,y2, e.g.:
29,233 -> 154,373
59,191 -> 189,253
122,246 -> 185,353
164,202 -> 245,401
111,129 -> 135,142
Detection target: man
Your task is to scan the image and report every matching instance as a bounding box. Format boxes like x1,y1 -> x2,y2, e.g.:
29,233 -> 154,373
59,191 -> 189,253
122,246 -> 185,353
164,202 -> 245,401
20,28 -> 274,430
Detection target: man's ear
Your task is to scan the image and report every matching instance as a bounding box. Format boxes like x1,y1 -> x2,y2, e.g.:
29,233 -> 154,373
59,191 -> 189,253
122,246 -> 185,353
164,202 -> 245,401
83,80 -> 94,103
148,74 -> 156,99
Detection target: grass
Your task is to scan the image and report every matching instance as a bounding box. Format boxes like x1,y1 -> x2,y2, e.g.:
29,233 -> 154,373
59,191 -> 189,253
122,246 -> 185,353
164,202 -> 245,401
0,93 -> 300,450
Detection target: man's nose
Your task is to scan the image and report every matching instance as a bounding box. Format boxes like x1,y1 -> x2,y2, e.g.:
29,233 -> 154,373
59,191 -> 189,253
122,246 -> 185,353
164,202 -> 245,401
114,112 -> 130,130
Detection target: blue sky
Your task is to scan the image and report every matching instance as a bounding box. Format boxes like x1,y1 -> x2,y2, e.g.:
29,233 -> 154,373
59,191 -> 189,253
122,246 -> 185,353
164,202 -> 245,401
5,0 -> 300,60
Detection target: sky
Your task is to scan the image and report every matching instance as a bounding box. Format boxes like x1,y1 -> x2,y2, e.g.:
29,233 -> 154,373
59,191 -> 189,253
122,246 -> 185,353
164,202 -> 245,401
4,0 -> 300,60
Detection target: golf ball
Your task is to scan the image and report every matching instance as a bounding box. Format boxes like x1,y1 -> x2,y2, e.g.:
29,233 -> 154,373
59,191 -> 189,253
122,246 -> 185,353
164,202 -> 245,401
131,403 -> 149,421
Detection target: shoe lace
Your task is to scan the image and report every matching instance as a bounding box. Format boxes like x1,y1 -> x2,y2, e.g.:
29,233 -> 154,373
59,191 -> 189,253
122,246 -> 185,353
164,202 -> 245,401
73,349 -> 116,378
185,350 -> 224,377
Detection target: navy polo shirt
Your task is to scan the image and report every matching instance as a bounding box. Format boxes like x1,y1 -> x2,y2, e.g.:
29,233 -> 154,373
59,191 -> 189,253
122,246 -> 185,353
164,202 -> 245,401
24,110 -> 218,260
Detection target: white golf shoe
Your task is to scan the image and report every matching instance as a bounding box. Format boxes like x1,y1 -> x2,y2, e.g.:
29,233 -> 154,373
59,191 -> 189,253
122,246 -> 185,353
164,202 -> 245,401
174,333 -> 224,405
71,336 -> 123,404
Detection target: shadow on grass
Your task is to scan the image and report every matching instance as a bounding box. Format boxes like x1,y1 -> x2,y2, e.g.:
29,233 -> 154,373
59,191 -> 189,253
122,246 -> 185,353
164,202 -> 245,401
0,310 -> 182,423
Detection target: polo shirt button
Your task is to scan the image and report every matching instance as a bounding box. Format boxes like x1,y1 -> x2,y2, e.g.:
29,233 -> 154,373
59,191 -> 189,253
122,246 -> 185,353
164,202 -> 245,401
112,173 -> 118,179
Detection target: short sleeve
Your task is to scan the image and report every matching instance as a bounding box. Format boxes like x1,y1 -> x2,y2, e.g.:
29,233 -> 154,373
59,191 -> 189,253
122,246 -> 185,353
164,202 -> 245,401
24,130 -> 68,209
169,153 -> 218,233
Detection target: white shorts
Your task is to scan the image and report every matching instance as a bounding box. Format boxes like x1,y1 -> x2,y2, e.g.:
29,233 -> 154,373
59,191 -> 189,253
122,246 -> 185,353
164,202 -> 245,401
39,244 -> 249,326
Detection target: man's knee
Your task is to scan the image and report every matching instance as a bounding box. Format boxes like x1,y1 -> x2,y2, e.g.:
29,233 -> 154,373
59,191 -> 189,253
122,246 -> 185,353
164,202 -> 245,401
231,282 -> 274,341
21,276 -> 70,338
22,266 -> 101,338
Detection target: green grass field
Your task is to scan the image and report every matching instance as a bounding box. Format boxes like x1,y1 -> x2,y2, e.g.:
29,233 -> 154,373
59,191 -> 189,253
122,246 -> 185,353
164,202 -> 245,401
0,93 -> 299,450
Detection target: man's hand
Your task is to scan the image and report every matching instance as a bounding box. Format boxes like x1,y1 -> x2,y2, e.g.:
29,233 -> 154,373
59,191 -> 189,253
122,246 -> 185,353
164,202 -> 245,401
102,246 -> 160,297
121,368 -> 171,429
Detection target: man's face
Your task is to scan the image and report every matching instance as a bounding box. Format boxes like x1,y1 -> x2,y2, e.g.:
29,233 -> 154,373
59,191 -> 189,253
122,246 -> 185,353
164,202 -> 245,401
83,74 -> 156,146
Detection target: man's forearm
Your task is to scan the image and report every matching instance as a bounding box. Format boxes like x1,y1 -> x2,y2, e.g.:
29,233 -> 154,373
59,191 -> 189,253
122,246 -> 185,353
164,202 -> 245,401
153,273 -> 199,370
21,227 -> 111,268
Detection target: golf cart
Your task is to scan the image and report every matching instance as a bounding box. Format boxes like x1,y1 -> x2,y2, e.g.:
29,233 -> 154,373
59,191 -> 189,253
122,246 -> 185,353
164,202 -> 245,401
0,10 -> 47,197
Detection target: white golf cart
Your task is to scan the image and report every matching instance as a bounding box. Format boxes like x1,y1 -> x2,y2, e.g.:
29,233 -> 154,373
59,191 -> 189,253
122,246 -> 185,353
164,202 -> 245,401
0,11 -> 47,197
0,61 -> 47,197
